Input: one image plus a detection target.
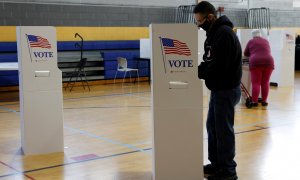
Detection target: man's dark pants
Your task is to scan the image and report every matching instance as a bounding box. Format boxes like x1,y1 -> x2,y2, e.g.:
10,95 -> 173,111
206,85 -> 241,175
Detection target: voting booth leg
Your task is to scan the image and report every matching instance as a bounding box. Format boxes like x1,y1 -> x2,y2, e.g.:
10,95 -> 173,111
17,26 -> 64,155
151,24 -> 204,180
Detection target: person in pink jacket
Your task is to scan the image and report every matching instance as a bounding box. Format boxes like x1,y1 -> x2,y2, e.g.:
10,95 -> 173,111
244,29 -> 275,106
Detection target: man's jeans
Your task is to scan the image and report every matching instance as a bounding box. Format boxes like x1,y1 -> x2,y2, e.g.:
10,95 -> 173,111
206,85 -> 241,175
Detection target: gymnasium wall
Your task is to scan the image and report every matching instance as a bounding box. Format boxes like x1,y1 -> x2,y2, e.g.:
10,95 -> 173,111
203,0 -> 300,27
221,8 -> 300,28
1,0 -> 196,7
0,1 -> 300,41
0,2 -> 176,27
0,26 -> 149,42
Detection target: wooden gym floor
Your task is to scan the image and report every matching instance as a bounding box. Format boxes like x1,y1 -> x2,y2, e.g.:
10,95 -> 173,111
1,73 -> 300,180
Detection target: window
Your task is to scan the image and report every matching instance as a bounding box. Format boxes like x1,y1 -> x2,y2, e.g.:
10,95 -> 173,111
294,0 -> 300,7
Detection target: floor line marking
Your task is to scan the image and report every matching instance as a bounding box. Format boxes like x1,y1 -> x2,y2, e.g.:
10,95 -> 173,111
0,148 -> 150,179
0,106 -> 18,113
64,105 -> 150,110
0,124 -> 288,179
64,125 -> 148,154
0,161 -> 36,180
128,93 -> 151,100
64,91 -> 151,101
0,91 -> 151,106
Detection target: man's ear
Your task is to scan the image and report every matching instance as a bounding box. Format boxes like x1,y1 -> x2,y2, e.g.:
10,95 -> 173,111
207,14 -> 215,21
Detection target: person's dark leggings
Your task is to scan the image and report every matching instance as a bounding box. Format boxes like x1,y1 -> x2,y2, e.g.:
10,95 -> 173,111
206,85 -> 241,175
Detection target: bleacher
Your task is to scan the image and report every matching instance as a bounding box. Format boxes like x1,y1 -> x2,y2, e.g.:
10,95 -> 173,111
0,40 -> 150,86
0,42 -> 18,86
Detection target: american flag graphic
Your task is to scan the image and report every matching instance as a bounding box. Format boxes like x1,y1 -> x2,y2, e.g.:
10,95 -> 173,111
161,38 -> 191,56
27,35 -> 52,49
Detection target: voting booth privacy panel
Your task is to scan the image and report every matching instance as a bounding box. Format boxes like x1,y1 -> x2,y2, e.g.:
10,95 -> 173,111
17,26 -> 64,155
237,28 -> 296,88
151,24 -> 203,180
268,29 -> 295,87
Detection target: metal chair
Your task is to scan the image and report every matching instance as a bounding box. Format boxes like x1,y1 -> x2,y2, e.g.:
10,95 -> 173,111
114,57 -> 139,84
64,58 -> 90,92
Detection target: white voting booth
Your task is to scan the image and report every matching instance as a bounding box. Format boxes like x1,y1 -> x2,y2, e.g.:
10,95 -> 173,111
17,26 -> 64,155
268,29 -> 295,87
151,24 -> 203,180
237,28 -> 295,88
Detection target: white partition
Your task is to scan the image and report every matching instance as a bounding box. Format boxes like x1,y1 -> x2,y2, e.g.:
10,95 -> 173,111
268,29 -> 295,87
237,29 -> 253,52
140,38 -> 151,59
151,24 -> 203,180
237,29 -> 295,87
17,26 -> 64,155
198,29 -> 206,65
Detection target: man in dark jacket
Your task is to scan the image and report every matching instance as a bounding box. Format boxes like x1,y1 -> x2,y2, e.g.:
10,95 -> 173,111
194,1 -> 242,180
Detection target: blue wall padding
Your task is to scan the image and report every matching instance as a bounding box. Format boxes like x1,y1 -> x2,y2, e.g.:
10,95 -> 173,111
0,40 -> 139,52
135,60 -> 149,68
104,60 -> 149,70
0,54 -> 18,62
101,50 -> 140,60
0,75 -> 19,86
57,40 -> 139,51
0,53 -> 18,86
104,60 -> 138,70
104,61 -> 118,70
0,70 -> 18,76
0,42 -> 17,52
137,68 -> 149,77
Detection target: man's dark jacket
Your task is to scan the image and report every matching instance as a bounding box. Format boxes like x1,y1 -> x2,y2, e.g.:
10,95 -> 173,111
198,16 -> 242,91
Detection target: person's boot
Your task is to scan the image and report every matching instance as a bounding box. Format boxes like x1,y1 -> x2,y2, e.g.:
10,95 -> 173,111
204,164 -> 218,175
207,170 -> 238,180
207,169 -> 238,180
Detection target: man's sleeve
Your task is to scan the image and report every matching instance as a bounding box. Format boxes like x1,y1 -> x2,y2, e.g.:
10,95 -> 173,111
198,62 -> 207,79
212,30 -> 234,74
